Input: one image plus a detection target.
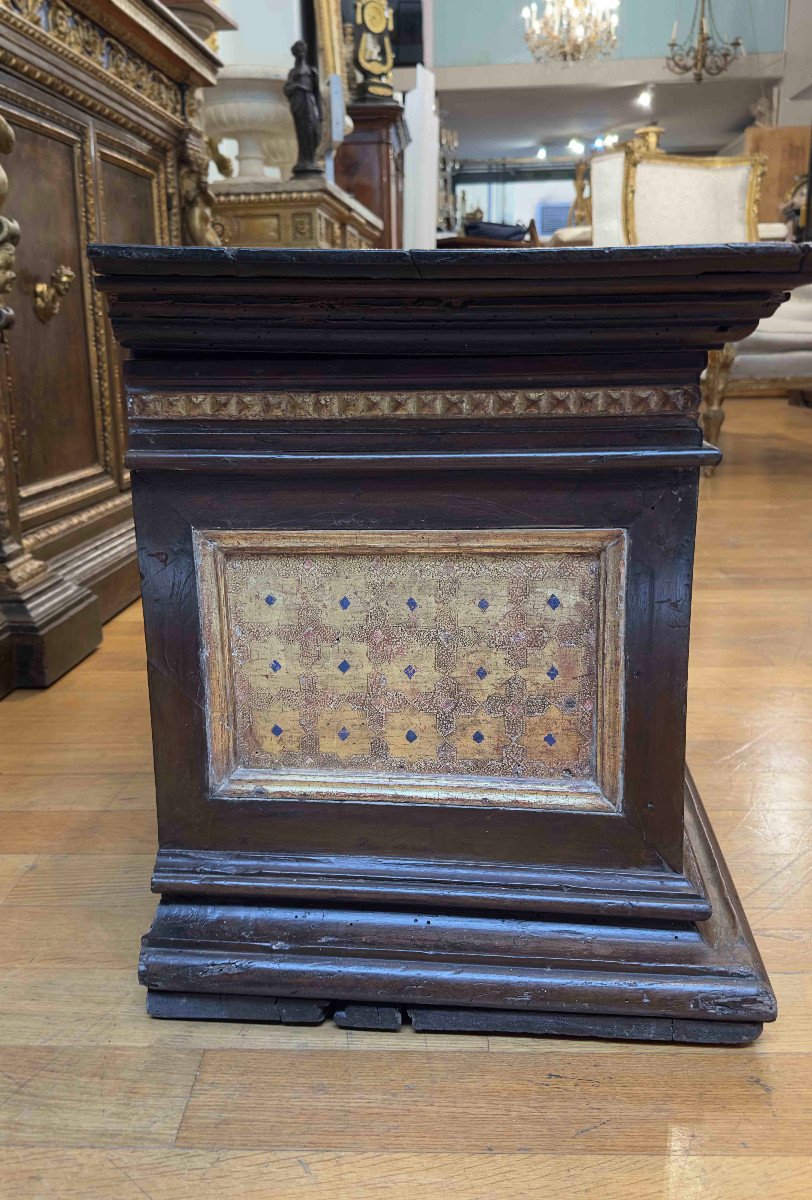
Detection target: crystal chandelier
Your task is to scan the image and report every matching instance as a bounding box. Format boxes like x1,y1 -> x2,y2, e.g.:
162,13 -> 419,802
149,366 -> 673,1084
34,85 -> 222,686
521,1 -> 620,64
666,0 -> 743,82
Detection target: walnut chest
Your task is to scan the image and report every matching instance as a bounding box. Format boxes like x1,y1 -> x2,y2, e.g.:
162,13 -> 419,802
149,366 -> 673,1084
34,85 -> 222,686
91,242 -> 812,1043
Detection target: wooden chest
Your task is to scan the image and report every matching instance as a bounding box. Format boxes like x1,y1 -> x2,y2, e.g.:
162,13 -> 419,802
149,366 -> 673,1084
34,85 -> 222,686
92,242 -> 812,1043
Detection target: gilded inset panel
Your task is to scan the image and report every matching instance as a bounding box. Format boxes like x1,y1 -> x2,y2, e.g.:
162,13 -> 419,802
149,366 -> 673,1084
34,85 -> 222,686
196,530 -> 626,811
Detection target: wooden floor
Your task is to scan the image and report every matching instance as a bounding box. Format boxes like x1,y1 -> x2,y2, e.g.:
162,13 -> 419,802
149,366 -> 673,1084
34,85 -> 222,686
0,396 -> 810,1198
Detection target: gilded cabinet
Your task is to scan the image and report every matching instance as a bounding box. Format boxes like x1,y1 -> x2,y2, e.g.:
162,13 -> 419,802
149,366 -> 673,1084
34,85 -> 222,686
0,0 -> 219,692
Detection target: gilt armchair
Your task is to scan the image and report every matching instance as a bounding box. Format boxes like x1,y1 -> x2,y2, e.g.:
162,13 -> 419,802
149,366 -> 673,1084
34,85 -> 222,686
553,128 -> 766,455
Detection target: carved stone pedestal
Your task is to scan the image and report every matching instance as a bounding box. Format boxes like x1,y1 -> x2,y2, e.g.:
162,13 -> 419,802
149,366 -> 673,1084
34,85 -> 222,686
91,242 -> 812,1044
212,177 -> 382,249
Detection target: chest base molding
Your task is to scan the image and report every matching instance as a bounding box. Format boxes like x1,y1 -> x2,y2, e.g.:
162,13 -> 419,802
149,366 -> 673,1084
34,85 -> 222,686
139,771 -> 774,1046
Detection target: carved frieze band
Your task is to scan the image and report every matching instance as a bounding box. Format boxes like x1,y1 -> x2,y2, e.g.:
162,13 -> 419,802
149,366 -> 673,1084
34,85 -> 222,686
129,387 -> 698,421
0,0 -> 183,119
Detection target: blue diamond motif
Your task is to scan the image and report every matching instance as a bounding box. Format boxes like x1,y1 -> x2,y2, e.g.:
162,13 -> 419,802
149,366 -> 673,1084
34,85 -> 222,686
544,733 -> 557,747
472,731 -> 485,744
405,729 -> 418,743
339,596 -> 351,610
547,666 -> 559,680
338,727 -> 350,742
270,660 -> 282,673
338,659 -> 351,674
406,597 -> 418,611
476,666 -> 488,680
404,665 -> 417,680
271,724 -> 283,737
265,594 -> 276,606
547,594 -> 561,610
478,598 -> 490,611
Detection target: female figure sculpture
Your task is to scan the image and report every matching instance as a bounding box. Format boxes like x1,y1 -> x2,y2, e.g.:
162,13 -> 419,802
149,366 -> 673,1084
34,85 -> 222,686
284,41 -> 323,177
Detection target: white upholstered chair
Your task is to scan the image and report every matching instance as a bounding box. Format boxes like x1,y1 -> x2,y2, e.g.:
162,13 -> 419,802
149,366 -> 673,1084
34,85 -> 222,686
552,127 -> 764,252
556,129 -> 767,456
716,285 -> 812,409
590,144 -> 760,247
551,131 -> 812,448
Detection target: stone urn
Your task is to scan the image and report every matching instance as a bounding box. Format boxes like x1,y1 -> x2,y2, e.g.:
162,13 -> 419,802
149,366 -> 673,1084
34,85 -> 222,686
202,65 -> 298,182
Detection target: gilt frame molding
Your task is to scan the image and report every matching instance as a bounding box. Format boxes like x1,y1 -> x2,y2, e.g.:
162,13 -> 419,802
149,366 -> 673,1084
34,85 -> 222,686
194,527 -> 627,814
0,3 -> 187,145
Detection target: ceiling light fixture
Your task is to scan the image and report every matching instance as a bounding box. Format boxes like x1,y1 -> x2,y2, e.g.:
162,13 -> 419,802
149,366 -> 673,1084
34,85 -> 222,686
521,0 -> 620,64
568,138 -> 586,155
593,133 -> 619,151
636,86 -> 653,108
536,146 -> 548,159
667,0 -> 743,82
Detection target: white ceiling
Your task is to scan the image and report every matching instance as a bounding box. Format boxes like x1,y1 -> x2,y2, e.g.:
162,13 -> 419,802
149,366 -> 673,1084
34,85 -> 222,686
393,54 -> 787,163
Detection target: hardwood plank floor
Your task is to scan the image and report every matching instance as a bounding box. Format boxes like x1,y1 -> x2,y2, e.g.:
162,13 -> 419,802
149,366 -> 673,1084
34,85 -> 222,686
0,397 -> 810,1198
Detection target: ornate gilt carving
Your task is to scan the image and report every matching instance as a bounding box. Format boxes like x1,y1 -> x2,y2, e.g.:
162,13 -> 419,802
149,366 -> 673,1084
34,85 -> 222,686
0,109 -> 48,596
0,113 -> 19,332
34,264 -> 75,322
14,0 -> 40,20
0,0 -> 183,119
211,184 -> 381,249
207,137 -> 234,179
568,160 -> 592,227
129,386 -> 699,422
350,0 -> 395,101
50,0 -> 103,61
178,127 -> 221,246
23,491 -> 132,550
700,342 -> 736,473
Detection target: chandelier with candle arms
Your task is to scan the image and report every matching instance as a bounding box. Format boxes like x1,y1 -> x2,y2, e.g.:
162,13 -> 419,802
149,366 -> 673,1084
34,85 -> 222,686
521,0 -> 620,64
666,0 -> 743,82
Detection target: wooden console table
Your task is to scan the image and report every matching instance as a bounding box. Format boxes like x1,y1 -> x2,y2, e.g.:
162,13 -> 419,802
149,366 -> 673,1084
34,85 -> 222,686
91,242 -> 812,1044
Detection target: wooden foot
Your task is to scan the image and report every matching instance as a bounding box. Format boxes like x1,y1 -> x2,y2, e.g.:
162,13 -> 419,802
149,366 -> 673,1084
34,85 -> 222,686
334,1003 -> 403,1031
146,991 -> 328,1024
145,994 -> 762,1045
407,1007 -> 762,1045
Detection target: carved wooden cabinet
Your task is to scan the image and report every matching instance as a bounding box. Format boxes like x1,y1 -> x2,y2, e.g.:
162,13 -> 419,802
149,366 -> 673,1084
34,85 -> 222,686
93,242 -> 812,1044
335,101 -> 407,249
0,0 -> 219,692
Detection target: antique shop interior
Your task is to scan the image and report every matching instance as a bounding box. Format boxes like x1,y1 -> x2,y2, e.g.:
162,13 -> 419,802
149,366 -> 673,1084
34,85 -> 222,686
0,1 -> 811,1196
